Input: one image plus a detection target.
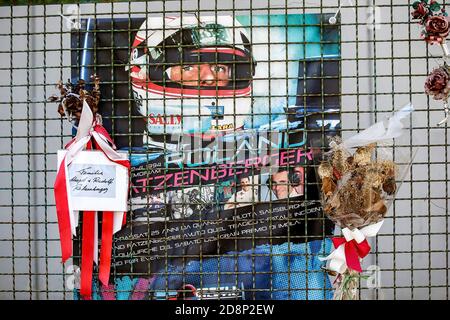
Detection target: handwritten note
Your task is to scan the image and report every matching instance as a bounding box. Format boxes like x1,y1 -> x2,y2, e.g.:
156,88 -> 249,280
68,164 -> 116,198
58,150 -> 128,212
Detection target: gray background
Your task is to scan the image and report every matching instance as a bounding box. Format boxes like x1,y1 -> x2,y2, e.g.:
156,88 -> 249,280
0,0 -> 448,300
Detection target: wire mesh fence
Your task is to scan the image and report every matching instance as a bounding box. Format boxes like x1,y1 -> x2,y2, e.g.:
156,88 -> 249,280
0,0 -> 448,300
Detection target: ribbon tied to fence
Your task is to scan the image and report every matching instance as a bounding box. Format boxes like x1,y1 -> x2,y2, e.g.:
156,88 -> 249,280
320,220 -> 384,274
54,100 -> 130,297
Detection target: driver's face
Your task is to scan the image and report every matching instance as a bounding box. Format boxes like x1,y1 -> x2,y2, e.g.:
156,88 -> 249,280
170,63 -> 230,87
240,178 -> 250,192
271,171 -> 292,200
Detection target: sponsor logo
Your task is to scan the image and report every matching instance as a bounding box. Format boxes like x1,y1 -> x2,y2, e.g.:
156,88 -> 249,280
211,123 -> 234,131
205,104 -> 224,120
148,113 -> 182,125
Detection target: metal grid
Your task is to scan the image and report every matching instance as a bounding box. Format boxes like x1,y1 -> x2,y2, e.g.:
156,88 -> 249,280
0,0 -> 448,300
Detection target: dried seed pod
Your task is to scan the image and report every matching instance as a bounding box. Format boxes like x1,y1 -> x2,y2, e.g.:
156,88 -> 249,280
346,156 -> 355,170
332,147 -> 351,176
376,160 -> 397,195
321,266 -> 338,277
318,161 -> 334,179
382,177 -> 397,195
322,176 -> 337,197
353,143 -> 376,167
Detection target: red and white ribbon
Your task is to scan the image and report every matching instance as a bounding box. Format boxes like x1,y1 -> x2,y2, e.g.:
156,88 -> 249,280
54,100 -> 130,298
320,220 -> 384,274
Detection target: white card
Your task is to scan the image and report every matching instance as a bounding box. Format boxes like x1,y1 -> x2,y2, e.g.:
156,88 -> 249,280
57,150 -> 129,212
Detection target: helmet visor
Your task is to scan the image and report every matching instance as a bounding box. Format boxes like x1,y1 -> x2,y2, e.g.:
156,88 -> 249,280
147,24 -> 254,90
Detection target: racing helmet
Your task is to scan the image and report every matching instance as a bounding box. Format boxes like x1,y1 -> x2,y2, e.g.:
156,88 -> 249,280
129,16 -> 255,142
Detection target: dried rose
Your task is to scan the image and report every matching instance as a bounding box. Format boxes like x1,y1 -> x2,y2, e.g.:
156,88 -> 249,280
411,2 -> 429,20
382,177 -> 397,195
48,75 -> 101,121
424,66 -> 450,100
353,144 -> 375,167
424,15 -> 450,44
